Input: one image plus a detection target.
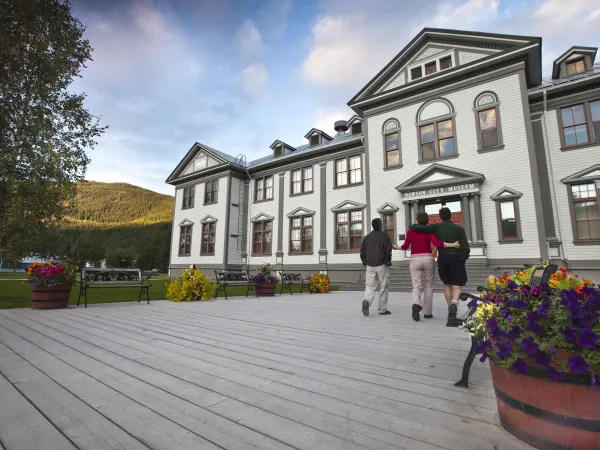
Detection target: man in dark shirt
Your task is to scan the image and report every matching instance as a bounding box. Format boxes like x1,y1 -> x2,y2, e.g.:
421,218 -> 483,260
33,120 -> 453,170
360,218 -> 393,316
409,207 -> 470,322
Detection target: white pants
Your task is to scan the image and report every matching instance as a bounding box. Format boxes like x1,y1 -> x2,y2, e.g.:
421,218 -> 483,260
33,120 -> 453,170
363,265 -> 389,311
409,254 -> 435,315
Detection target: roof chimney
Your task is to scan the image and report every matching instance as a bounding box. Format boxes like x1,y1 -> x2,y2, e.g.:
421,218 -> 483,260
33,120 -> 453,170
334,120 -> 348,135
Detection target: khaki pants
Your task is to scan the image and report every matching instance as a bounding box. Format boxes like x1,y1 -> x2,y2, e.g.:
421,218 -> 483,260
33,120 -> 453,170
363,264 -> 389,311
409,254 -> 435,315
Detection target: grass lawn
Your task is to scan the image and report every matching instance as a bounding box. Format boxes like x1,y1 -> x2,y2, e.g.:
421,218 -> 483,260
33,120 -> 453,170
0,272 -> 27,279
0,279 -> 335,309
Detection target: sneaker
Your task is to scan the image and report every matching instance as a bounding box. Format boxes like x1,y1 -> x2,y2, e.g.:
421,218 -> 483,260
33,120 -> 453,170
448,303 -> 458,318
424,314 -> 433,319
362,300 -> 370,316
379,310 -> 391,315
412,304 -> 422,321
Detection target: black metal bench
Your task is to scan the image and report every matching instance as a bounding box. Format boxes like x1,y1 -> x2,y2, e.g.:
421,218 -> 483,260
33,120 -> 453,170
279,272 -> 311,295
214,270 -> 257,299
78,268 -> 151,308
454,264 -> 557,388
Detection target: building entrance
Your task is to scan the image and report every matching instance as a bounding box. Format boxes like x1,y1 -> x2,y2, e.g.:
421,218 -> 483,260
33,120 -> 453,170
423,199 -> 462,259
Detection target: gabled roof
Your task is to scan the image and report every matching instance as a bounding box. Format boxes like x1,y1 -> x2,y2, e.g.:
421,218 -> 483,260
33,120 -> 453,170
395,163 -> 485,192
269,140 -> 296,152
304,128 -> 333,141
552,46 -> 598,79
348,28 -> 541,114
490,187 -> 523,200
561,164 -> 600,184
346,115 -> 363,127
165,142 -> 237,184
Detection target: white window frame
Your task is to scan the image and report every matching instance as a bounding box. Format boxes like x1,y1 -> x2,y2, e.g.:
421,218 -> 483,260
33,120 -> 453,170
407,49 -> 455,82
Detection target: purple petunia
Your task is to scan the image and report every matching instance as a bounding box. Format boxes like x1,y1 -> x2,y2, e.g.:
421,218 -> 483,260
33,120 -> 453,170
508,326 -> 522,340
568,356 -> 590,375
561,326 -> 577,344
513,358 -> 528,375
467,298 -> 479,308
535,350 -> 552,367
527,322 -> 544,336
477,339 -> 491,354
526,311 -> 542,323
495,342 -> 513,360
546,367 -> 564,381
530,286 -> 543,298
500,309 -> 512,321
576,328 -> 600,349
536,299 -> 552,316
486,317 -> 501,336
511,299 -> 527,310
480,351 -> 489,363
521,336 -> 538,356
507,280 -> 519,290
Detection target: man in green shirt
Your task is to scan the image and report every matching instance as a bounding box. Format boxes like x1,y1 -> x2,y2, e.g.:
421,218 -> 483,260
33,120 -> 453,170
409,207 -> 470,322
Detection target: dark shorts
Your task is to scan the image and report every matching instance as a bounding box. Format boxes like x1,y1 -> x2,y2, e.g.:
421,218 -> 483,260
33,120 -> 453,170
437,253 -> 468,287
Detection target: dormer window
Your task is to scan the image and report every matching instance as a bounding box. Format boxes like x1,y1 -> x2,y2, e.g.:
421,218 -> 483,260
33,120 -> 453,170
425,61 -> 436,76
566,58 -> 586,76
411,67 -> 422,80
351,122 -> 362,134
310,135 -> 320,146
409,52 -> 455,82
274,144 -> 283,157
440,56 -> 452,70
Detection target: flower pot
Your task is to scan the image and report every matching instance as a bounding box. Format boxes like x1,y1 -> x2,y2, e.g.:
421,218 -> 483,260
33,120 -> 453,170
31,284 -> 71,310
256,282 -> 276,296
490,360 -> 600,450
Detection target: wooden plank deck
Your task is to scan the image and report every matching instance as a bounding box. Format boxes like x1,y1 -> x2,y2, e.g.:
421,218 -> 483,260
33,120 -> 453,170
0,293 -> 533,450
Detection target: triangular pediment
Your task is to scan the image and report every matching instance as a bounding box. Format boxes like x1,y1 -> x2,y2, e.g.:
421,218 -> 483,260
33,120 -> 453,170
331,200 -> 366,212
377,202 -> 399,213
178,219 -> 194,227
251,212 -> 275,223
200,215 -> 218,223
396,164 -> 485,193
349,28 -> 541,109
166,142 -> 231,184
490,187 -> 523,201
287,207 -> 316,218
552,46 -> 597,79
561,164 -> 600,184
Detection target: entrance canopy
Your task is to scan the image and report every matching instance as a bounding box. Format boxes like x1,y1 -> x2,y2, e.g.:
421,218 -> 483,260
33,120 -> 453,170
395,163 -> 485,201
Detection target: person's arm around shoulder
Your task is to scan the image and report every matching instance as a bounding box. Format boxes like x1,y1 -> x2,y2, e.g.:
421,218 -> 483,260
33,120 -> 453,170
409,223 -> 439,233
360,235 -> 367,266
430,234 -> 459,249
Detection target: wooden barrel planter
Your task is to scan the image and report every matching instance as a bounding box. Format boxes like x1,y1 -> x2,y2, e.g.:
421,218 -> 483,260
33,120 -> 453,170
31,284 -> 71,310
256,283 -> 276,296
490,359 -> 600,450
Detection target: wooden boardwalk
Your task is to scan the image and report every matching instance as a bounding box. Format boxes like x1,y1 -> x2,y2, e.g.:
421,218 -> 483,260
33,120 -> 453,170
0,293 -> 533,450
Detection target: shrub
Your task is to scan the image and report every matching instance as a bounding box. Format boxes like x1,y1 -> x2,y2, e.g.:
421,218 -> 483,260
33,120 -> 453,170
24,259 -> 78,288
309,273 -> 330,293
460,263 -> 599,381
166,267 -> 216,301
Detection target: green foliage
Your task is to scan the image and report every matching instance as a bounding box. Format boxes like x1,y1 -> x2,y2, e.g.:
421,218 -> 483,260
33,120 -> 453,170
166,268 -> 216,302
0,0 -> 107,263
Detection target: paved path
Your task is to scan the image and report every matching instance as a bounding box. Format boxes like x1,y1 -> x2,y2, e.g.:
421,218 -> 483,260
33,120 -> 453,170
0,293 -> 532,450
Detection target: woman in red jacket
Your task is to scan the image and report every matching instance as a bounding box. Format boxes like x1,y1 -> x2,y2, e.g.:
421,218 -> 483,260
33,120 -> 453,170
393,212 -> 459,321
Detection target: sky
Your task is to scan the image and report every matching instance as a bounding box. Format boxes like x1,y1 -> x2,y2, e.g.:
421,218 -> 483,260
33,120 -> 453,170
70,0 -> 600,195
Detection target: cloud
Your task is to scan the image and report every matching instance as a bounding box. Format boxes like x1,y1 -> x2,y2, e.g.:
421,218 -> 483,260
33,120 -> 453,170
313,106 -> 355,136
234,20 -> 264,62
238,63 -> 269,95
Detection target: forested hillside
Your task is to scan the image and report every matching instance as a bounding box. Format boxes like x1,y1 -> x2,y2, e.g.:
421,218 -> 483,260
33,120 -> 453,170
31,182 -> 174,271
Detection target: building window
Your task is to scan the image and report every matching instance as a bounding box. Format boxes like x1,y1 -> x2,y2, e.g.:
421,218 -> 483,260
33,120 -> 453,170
491,187 -> 523,243
336,210 -> 363,251
561,104 -> 589,146
425,61 -> 437,76
335,155 -> 362,187
411,67 -> 422,80
351,122 -> 362,134
179,225 -> 192,256
201,222 -> 216,255
420,119 -> 455,161
382,213 -> 395,243
479,108 -> 499,148
383,119 -> 401,167
204,180 -> 218,204
499,201 -> 519,240
310,135 -> 320,146
291,167 -> 313,195
440,56 -> 452,70
252,221 -> 272,254
591,100 -> 600,143
274,145 -> 283,157
565,58 -> 586,76
570,183 -> 600,241
182,186 -> 195,209
290,216 -> 313,253
255,176 -> 274,201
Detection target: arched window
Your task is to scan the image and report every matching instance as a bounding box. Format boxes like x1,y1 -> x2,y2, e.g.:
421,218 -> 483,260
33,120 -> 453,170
416,99 -> 456,162
474,91 -> 504,151
382,119 -> 401,168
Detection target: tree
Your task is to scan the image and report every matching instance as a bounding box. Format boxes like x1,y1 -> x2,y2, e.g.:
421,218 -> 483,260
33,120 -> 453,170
0,0 -> 106,263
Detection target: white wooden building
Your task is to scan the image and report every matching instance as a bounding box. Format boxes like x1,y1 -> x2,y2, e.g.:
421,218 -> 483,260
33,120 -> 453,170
166,29 -> 600,286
